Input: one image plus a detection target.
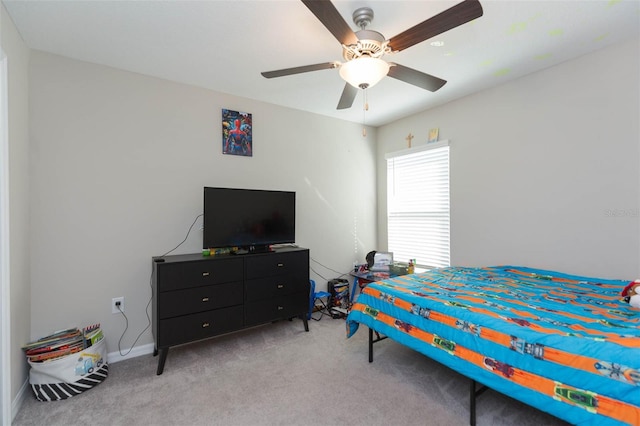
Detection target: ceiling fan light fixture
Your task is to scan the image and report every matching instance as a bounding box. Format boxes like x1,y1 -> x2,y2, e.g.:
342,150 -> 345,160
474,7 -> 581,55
339,57 -> 390,89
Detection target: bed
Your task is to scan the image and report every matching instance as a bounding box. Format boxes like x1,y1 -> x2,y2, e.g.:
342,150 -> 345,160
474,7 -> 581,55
346,266 -> 640,425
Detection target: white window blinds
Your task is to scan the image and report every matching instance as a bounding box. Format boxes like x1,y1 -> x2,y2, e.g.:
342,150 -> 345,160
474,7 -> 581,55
386,141 -> 450,268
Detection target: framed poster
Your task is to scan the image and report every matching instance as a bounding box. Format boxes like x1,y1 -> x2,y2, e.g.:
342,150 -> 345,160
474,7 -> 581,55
222,109 -> 252,156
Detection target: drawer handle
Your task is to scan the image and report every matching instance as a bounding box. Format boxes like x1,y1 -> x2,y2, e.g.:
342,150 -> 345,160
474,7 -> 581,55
202,272 -> 210,277
202,322 -> 210,328
277,263 -> 284,267
277,306 -> 284,310
277,284 -> 284,289
202,297 -> 210,302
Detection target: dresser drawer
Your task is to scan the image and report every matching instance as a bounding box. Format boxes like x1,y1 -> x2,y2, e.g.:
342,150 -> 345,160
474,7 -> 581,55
245,251 -> 308,279
245,276 -> 309,303
157,258 -> 243,292
244,292 -> 309,326
158,282 -> 243,319
158,305 -> 243,347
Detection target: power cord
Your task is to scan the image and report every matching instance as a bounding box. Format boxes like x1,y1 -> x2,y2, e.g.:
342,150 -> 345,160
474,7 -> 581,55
115,279 -> 153,357
116,213 -> 204,356
158,213 -> 204,258
310,256 -> 352,282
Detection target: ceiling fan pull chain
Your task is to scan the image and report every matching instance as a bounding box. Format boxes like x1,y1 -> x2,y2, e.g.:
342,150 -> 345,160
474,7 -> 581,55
362,88 -> 368,137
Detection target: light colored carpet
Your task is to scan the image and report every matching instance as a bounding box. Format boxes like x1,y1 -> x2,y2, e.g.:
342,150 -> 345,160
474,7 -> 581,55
13,318 -> 567,426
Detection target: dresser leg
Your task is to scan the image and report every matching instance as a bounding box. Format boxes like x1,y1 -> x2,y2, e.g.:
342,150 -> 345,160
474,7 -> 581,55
156,348 -> 169,375
302,317 -> 309,332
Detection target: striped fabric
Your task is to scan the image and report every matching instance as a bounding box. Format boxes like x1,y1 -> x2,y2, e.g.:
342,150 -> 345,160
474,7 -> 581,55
346,266 -> 640,426
31,364 -> 109,401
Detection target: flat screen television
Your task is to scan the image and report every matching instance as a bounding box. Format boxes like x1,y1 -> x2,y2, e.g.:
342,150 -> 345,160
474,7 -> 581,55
203,187 -> 296,251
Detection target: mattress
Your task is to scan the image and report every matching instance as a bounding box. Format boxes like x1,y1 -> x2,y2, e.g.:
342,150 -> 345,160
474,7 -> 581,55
346,266 -> 640,425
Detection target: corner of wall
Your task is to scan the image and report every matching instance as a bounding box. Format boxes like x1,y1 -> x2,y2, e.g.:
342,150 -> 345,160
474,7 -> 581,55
11,378 -> 28,422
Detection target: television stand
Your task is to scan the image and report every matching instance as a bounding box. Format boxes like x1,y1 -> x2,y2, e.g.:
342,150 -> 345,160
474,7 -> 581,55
151,246 -> 310,375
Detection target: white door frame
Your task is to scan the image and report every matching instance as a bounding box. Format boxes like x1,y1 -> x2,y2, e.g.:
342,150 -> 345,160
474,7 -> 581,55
0,47 -> 11,426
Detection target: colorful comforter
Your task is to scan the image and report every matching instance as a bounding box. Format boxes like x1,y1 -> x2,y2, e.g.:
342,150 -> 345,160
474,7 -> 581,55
346,266 -> 640,425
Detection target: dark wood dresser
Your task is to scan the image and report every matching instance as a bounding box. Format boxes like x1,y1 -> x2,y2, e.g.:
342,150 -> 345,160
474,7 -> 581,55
152,247 -> 309,374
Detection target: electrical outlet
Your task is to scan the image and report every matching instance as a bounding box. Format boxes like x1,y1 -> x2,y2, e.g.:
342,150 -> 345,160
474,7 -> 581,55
112,297 -> 125,314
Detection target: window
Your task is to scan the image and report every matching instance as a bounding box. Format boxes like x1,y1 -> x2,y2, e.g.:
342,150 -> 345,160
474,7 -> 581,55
386,141 -> 450,268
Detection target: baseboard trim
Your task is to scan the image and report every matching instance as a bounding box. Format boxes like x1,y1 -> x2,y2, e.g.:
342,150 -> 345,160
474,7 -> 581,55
11,378 -> 28,422
107,343 -> 154,364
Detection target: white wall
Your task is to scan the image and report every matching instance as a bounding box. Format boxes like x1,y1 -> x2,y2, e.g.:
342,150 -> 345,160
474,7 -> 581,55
378,38 -> 640,280
1,2 -> 31,418
28,51 -> 377,359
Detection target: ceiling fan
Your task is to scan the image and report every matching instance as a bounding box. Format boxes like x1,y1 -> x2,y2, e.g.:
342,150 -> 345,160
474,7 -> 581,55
261,0 -> 483,110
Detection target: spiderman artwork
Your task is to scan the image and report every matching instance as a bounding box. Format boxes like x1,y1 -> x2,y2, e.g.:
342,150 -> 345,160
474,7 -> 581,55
222,109 -> 252,156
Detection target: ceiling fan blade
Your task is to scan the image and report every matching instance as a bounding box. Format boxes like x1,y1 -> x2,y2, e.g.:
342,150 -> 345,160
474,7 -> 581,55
387,63 -> 447,92
387,0 -> 483,52
261,62 -> 339,79
301,0 -> 358,46
337,83 -> 357,110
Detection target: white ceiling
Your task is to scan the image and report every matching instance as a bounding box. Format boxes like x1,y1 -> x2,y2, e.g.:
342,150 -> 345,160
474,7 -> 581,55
3,0 -> 639,127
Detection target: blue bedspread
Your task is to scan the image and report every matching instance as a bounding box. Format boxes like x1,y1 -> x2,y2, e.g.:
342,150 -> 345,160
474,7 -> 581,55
346,266 -> 640,425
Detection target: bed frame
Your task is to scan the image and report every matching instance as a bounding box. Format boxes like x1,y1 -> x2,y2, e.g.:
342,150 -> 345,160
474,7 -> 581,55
368,327 -> 489,425
347,266 -> 640,426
